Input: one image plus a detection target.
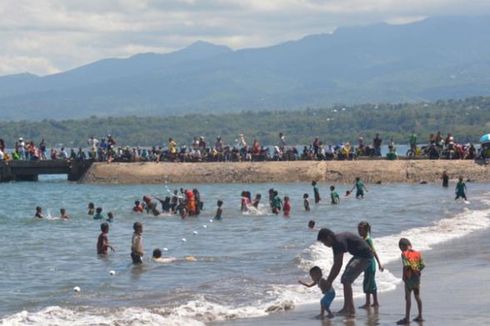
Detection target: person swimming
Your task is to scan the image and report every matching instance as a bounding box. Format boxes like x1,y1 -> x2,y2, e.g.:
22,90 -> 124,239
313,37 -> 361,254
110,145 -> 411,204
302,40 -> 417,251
107,212 -> 114,223
88,202 -> 95,216
308,220 -> 316,230
60,208 -> 69,219
93,207 -> 104,220
152,248 -> 196,263
132,200 -> 144,213
35,206 -> 44,219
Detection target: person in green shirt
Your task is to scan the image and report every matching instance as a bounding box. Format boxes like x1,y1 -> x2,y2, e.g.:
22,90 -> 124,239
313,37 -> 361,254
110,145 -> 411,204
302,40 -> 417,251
350,177 -> 368,199
358,221 -> 384,309
409,133 -> 417,152
271,191 -> 282,215
455,176 -> 467,201
330,185 -> 340,204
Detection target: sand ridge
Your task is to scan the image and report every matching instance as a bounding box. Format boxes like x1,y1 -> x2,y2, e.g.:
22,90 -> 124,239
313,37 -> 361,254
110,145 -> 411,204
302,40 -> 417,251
81,160 -> 489,184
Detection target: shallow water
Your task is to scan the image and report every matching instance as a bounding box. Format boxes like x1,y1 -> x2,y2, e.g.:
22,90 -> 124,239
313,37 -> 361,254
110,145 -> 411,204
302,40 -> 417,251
1,177 -> 489,325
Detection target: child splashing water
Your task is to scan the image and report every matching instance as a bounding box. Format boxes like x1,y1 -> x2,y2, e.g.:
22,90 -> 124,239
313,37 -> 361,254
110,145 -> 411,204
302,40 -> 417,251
357,221 -> 384,308
252,194 -> 261,208
299,266 -> 335,319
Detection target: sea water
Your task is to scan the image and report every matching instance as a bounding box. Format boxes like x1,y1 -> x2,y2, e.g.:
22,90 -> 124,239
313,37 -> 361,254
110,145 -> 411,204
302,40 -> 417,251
1,177 -> 489,325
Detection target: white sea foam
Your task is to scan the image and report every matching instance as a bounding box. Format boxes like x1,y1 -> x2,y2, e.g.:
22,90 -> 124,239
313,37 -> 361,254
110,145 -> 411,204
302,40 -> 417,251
0,306 -> 205,326
0,298 -> 275,326
242,204 -> 270,216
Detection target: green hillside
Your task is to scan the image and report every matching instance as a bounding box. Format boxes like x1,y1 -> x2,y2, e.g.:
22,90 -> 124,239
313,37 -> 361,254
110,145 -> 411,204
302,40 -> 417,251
0,97 -> 488,148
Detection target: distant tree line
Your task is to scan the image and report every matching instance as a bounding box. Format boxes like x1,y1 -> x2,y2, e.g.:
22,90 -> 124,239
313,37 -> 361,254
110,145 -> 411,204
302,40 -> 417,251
0,96 -> 489,148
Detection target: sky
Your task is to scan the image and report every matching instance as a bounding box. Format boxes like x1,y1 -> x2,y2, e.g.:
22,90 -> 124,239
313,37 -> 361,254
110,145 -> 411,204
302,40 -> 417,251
0,0 -> 489,76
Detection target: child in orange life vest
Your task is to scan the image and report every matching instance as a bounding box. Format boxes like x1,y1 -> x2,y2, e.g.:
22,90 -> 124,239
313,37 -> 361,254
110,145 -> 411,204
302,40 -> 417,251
397,238 -> 425,325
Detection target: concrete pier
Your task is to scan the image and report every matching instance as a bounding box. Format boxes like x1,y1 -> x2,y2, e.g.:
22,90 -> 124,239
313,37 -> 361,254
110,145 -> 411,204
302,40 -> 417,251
0,160 -> 93,182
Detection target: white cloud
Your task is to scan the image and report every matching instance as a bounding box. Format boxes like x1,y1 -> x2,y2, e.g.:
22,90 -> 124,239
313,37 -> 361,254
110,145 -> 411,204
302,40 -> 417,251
0,0 -> 489,76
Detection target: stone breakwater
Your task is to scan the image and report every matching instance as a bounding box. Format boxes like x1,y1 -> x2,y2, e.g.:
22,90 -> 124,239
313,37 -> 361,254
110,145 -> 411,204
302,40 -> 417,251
81,160 -> 489,184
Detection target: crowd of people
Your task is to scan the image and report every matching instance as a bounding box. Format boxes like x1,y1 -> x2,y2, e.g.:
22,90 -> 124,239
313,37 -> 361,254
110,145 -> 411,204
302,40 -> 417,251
0,131 -> 487,163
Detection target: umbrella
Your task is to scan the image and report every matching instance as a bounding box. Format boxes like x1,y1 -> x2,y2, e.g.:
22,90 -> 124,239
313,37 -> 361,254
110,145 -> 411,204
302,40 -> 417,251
480,134 -> 490,144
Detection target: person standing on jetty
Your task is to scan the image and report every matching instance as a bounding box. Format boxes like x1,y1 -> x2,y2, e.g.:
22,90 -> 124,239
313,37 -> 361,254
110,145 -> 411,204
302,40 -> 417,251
373,133 -> 382,156
317,228 -> 373,316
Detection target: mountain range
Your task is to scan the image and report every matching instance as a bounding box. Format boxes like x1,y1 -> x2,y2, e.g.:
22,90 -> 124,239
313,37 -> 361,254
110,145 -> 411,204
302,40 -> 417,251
1,16 -> 490,120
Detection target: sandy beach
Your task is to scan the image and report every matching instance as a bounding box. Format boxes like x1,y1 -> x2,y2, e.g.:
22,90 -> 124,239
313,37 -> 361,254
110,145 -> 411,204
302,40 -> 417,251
81,160 -> 489,184
213,228 -> 490,326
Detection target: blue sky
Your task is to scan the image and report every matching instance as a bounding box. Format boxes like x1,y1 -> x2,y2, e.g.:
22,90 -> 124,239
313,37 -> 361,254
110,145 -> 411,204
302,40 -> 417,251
0,0 -> 489,76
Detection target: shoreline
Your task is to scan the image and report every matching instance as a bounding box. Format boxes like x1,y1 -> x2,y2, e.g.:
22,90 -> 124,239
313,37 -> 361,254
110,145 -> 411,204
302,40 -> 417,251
214,227 -> 490,326
81,160 -> 489,184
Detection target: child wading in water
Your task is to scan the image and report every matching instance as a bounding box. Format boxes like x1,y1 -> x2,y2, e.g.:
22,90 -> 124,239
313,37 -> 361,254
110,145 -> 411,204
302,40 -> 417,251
88,202 -> 95,216
215,200 -> 223,220
357,221 -> 384,308
93,207 -> 104,220
350,177 -> 368,199
397,238 -> 425,325
312,181 -> 321,204
299,266 -> 335,319
107,212 -> 114,223
455,176 -> 468,201
303,193 -> 310,211
283,196 -> 291,217
97,222 -> 115,255
271,191 -> 282,215
330,185 -> 340,204
308,220 -> 316,230
131,222 -> 144,264
252,194 -> 261,208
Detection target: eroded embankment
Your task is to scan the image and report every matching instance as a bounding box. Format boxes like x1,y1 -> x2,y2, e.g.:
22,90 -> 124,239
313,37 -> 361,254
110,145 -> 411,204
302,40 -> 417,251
80,160 -> 489,184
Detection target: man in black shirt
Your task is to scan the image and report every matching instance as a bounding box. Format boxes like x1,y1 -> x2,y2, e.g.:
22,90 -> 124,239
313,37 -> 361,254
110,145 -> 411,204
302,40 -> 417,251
317,228 -> 373,316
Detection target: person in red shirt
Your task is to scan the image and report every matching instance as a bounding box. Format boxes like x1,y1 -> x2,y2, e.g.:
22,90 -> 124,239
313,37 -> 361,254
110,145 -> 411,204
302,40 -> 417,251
283,196 -> 291,217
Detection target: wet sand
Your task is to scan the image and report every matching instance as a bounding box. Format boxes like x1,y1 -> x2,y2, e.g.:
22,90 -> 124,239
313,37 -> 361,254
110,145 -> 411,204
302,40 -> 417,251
82,160 -> 489,184
214,228 -> 490,326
